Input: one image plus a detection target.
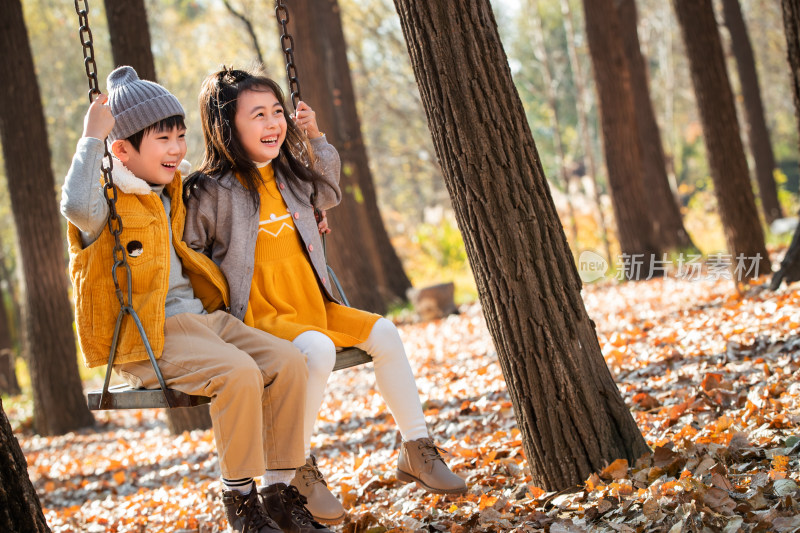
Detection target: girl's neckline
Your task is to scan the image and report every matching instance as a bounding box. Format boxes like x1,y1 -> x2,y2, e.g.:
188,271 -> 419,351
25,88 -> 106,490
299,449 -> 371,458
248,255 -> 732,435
255,161 -> 272,168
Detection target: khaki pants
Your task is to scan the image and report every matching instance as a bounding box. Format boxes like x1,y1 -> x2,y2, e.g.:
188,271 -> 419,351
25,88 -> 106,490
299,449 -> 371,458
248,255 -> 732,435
117,310 -> 306,479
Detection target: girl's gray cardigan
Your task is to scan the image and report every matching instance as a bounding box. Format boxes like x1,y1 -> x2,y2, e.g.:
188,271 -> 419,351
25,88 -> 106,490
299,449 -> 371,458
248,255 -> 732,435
183,136 -> 342,320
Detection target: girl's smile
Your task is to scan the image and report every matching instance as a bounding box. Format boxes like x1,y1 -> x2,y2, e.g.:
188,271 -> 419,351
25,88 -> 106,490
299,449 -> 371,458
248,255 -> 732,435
235,89 -> 287,164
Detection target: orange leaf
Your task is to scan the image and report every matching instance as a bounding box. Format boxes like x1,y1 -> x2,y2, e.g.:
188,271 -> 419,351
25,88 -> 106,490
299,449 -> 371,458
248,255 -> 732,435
113,471 -> 125,485
478,494 -> 498,510
600,458 -> 628,481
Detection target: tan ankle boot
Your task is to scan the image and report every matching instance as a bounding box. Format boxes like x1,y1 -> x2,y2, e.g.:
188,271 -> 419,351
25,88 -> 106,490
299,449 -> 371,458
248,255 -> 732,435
291,456 -> 346,524
397,438 -> 468,494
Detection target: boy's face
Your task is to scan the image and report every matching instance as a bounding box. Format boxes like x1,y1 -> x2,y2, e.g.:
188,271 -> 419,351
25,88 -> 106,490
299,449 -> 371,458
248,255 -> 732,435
234,89 -> 287,164
112,126 -> 187,185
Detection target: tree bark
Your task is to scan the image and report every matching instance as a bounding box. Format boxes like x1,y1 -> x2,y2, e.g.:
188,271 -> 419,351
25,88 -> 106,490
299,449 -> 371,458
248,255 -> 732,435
560,0 -> 612,262
392,0 -> 650,491
291,0 -> 411,312
0,0 -> 94,436
722,0 -> 783,224
771,0 -> 800,289
616,0 -> 695,251
583,0 -> 660,275
673,0 -> 771,279
103,0 -> 157,81
0,283 -> 20,396
529,0 -> 579,247
104,1 -> 211,432
0,398 -> 50,532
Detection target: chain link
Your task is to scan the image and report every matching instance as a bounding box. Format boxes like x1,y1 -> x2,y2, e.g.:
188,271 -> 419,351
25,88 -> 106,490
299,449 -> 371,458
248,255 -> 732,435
275,0 -> 302,109
74,0 -> 129,309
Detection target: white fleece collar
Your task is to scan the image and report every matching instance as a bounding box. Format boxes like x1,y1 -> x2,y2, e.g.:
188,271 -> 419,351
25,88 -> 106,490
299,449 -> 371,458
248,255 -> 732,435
110,157 -> 192,195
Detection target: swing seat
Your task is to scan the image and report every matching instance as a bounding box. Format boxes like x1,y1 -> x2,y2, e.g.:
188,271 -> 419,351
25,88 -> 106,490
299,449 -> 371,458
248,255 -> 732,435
86,347 -> 372,410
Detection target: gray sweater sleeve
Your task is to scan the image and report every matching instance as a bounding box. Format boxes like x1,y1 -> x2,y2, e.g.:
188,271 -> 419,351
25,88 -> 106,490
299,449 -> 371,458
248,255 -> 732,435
60,137 -> 109,246
308,135 -> 342,210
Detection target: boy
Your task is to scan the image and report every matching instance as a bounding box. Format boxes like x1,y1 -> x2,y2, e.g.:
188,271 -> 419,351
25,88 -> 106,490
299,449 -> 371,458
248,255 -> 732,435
61,66 -> 329,533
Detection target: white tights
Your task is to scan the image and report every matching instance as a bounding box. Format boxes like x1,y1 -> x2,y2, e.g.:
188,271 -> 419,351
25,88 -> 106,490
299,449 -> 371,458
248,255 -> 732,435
292,318 -> 428,456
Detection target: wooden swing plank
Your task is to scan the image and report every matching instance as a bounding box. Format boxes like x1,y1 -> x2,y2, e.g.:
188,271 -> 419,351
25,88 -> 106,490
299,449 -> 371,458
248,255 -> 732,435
86,347 -> 373,410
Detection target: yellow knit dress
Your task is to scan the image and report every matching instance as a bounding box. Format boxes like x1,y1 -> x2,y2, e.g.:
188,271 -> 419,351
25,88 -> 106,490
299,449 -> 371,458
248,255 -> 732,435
243,165 -> 380,346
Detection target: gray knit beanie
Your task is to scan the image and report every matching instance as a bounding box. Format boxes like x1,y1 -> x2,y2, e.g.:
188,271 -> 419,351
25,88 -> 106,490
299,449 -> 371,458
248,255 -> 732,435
106,66 -> 185,141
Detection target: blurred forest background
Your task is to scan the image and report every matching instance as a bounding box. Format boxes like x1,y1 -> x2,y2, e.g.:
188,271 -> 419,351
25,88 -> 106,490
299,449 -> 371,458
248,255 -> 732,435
0,0 -> 797,391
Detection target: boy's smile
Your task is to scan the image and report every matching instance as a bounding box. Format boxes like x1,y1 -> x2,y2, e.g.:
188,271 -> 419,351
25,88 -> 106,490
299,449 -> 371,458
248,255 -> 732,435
112,127 -> 187,185
234,89 -> 287,164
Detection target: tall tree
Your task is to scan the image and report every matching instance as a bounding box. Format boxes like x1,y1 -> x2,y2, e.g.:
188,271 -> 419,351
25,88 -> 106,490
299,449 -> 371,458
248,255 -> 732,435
583,0 -> 660,275
103,1 -> 211,432
616,0 -> 695,251
722,0 -> 783,224
673,0 -> 771,279
0,0 -> 94,435
770,0 -> 800,289
528,0 -> 579,246
559,0 -> 611,262
392,0 -> 650,490
0,399 -> 50,532
103,0 -> 157,81
291,0 -> 412,311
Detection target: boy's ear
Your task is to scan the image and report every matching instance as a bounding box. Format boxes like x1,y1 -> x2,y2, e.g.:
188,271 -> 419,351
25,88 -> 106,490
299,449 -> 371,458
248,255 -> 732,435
110,139 -> 129,162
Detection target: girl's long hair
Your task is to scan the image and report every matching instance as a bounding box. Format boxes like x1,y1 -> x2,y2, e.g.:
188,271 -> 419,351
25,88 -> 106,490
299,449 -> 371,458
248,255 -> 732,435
187,66 -> 326,209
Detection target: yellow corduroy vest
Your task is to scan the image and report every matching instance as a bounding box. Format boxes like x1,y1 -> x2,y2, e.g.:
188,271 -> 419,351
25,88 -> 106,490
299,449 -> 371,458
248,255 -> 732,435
67,171 -> 229,368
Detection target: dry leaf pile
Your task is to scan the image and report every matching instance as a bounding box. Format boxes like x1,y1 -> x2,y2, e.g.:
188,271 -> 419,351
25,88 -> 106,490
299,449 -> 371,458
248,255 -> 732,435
11,275 -> 800,532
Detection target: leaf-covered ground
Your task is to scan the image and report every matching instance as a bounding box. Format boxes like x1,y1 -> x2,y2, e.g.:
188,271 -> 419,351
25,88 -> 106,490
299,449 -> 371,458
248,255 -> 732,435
12,275 -> 800,532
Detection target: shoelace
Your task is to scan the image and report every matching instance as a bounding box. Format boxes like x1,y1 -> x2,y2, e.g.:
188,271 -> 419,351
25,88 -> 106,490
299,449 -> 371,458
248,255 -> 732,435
420,440 -> 449,464
280,484 -> 316,526
298,461 -> 327,487
235,490 -> 276,532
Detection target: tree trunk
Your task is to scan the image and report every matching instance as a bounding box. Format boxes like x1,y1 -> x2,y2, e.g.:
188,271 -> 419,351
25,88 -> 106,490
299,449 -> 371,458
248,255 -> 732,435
616,0 -> 696,251
291,0 -> 411,312
0,283 -> 20,396
560,0 -> 612,262
529,0 -> 579,247
583,0 -> 660,275
392,0 -> 650,491
0,0 -> 94,436
104,1 -> 211,432
722,0 -> 783,224
0,398 -> 50,532
103,0 -> 157,81
771,0 -> 800,289
673,0 -> 771,279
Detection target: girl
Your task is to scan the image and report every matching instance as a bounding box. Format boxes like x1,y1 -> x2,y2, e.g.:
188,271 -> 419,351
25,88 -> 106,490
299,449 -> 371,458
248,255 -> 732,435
184,67 -> 467,524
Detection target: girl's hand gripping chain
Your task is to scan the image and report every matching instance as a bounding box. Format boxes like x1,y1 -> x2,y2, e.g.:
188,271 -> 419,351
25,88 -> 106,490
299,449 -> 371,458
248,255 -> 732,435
82,93 -> 116,140
293,101 -> 322,139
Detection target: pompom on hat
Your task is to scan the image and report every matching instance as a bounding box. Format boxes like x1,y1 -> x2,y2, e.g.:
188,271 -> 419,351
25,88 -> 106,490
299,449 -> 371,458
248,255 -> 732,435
106,66 -> 185,141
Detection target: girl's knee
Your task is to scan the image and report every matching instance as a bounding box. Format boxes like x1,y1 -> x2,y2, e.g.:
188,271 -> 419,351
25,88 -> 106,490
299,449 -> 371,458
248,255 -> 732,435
294,331 -> 336,377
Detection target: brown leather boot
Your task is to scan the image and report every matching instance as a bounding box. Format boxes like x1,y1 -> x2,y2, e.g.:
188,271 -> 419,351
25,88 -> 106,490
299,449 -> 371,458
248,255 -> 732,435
259,482 -> 332,533
397,438 -> 468,494
291,456 -> 346,524
222,482 -> 282,532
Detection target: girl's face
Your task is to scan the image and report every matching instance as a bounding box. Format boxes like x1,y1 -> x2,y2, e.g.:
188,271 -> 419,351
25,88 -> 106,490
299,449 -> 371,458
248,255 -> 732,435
234,88 -> 287,164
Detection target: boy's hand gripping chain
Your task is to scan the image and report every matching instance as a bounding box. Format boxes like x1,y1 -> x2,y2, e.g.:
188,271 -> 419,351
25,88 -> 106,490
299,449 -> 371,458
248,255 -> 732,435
74,0 -> 175,409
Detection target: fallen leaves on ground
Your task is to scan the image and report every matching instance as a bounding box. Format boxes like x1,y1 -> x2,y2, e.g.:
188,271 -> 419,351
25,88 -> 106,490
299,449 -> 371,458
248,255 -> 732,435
10,274 -> 800,532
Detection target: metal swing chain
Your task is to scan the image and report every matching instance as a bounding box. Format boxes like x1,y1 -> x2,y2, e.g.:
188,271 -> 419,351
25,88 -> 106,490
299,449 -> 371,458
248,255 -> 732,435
73,0 -> 175,408
275,0 -> 302,110
74,0 -> 129,310
273,1 -> 351,305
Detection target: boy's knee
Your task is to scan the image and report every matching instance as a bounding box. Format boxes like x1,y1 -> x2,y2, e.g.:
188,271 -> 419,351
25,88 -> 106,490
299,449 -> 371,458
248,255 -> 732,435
226,358 -> 264,392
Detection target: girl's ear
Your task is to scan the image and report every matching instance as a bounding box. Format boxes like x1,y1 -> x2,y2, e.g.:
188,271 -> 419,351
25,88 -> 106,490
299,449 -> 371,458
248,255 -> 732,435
111,139 -> 129,162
